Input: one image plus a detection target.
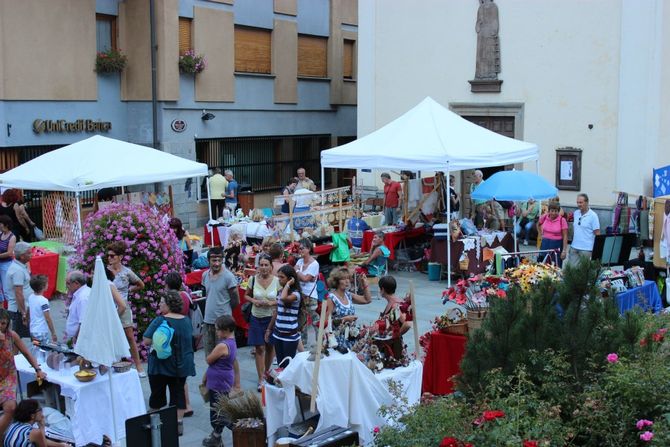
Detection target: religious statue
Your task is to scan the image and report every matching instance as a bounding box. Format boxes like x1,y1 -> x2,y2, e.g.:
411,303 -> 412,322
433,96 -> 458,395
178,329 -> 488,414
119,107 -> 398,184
474,0 -> 500,80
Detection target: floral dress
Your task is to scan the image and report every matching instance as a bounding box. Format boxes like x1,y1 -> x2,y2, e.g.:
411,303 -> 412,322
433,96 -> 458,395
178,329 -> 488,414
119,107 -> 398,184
329,291 -> 356,349
0,332 -> 17,403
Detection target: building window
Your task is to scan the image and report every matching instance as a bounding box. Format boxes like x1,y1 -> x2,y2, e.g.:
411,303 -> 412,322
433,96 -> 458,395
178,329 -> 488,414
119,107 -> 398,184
179,17 -> 192,55
196,135 -> 331,192
96,14 -> 117,52
343,39 -> 355,79
235,26 -> 272,74
298,35 -> 328,78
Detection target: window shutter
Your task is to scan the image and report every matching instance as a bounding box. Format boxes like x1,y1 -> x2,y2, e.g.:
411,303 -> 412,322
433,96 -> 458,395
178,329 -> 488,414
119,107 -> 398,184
235,26 -> 272,74
179,18 -> 192,55
298,35 -> 327,78
343,39 -> 355,79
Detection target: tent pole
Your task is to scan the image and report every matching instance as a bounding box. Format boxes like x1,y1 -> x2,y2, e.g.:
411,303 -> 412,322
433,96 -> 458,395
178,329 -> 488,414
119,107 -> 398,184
535,158 -> 540,174
75,191 -> 83,241
108,371 -> 120,445
206,176 -> 213,221
321,164 -> 325,226
446,163 -> 451,288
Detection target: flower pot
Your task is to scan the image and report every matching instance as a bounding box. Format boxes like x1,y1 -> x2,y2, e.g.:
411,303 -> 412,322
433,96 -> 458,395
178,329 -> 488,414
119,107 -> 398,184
467,309 -> 488,331
232,424 -> 265,447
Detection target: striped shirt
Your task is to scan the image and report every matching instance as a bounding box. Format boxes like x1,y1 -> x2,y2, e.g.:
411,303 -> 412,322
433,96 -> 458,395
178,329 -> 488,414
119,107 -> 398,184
272,291 -> 301,342
4,422 -> 34,447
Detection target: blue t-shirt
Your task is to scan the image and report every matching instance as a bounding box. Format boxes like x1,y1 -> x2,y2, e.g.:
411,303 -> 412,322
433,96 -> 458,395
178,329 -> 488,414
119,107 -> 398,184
225,180 -> 238,204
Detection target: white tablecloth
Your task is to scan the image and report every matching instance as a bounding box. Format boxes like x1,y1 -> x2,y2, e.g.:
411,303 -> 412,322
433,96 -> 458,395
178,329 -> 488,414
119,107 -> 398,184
15,355 -> 146,447
264,351 -> 422,446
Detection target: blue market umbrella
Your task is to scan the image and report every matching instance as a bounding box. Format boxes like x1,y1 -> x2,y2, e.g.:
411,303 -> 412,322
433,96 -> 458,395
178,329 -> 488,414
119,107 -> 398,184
471,170 -> 558,251
471,170 -> 557,202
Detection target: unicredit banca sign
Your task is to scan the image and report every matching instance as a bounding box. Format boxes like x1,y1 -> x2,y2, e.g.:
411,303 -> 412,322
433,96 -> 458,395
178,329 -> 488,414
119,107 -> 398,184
32,119 -> 112,134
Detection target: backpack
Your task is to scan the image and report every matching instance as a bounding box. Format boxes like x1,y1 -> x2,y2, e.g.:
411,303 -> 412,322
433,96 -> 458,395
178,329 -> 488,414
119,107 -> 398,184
153,318 -> 175,359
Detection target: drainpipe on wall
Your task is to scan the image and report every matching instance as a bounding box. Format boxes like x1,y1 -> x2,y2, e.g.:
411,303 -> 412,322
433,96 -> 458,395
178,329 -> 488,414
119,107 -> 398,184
149,0 -> 161,192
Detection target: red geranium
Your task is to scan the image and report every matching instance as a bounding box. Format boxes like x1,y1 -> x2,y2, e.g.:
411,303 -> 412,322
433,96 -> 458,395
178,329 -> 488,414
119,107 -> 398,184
523,441 -> 539,447
440,437 -> 459,447
482,410 -> 505,421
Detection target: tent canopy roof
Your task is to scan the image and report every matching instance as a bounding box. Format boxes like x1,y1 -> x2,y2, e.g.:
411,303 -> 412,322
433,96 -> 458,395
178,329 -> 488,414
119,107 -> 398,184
321,97 -> 539,171
0,135 -> 208,192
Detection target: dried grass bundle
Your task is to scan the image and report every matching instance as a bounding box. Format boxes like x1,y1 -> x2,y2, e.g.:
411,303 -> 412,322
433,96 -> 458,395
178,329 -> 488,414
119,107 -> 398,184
214,390 -> 264,423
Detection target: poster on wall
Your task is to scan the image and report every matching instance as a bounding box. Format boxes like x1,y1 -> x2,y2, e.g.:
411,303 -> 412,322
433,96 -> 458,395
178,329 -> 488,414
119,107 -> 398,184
653,165 -> 670,198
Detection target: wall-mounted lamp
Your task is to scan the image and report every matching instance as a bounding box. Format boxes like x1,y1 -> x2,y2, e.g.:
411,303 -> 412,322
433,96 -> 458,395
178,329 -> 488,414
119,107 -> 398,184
201,110 -> 215,121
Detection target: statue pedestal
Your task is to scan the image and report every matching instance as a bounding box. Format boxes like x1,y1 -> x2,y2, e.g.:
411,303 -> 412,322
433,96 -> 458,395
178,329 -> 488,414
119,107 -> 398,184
469,79 -> 503,93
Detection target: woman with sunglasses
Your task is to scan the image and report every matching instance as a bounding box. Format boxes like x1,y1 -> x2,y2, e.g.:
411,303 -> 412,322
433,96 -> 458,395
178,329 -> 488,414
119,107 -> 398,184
4,399 -> 71,447
0,310 -> 46,441
245,254 -> 278,391
106,241 -> 146,377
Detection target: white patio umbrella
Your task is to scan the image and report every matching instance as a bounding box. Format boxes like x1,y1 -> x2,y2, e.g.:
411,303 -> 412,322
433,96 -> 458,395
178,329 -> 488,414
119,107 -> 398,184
75,256 -> 131,444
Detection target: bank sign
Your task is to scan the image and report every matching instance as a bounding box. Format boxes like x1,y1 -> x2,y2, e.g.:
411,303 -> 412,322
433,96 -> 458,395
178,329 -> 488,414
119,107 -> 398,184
32,119 -> 112,134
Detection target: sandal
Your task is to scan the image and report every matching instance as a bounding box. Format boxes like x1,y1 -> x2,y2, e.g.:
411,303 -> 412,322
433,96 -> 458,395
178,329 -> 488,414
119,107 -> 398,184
184,409 -> 194,418
177,419 -> 184,436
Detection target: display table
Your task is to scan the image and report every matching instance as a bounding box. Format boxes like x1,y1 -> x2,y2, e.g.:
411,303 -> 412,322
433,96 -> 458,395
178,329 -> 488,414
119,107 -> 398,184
616,280 -> 662,314
29,249 -> 61,299
184,269 -> 249,333
430,231 -> 515,277
15,355 -> 145,446
265,351 -> 422,447
31,242 -> 68,297
422,332 -> 467,395
361,227 -> 427,260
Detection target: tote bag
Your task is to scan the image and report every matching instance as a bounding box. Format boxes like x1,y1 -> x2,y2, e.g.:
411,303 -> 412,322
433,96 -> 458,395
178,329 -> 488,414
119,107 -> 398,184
189,304 -> 204,352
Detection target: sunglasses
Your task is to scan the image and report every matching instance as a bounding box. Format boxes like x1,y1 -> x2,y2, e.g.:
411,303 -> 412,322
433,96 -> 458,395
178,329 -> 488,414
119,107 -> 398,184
578,216 -> 582,226
107,253 -> 118,258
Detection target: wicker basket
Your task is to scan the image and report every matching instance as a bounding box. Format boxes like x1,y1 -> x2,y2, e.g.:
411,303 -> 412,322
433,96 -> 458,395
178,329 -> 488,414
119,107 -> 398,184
467,309 -> 488,331
441,322 -> 468,335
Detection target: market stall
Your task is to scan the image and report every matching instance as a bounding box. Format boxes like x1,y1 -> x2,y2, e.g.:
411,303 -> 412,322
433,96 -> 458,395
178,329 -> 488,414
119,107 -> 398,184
15,355 -> 145,446
0,135 -> 208,243
265,351 -> 422,447
321,97 -> 540,285
361,226 -> 427,260
430,230 -> 515,276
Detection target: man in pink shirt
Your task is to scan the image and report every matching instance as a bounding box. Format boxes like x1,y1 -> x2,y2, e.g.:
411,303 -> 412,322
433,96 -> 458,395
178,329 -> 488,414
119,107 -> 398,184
538,202 -> 568,266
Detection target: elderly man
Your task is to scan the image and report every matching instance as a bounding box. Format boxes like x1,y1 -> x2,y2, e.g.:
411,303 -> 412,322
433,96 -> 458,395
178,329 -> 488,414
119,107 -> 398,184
567,193 -> 601,267
469,170 -> 487,228
296,168 -> 316,191
65,270 -> 91,343
224,169 -> 238,212
4,242 -> 32,338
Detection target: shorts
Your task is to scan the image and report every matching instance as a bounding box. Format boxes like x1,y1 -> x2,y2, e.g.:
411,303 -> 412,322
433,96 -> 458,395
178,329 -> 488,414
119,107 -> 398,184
119,307 -> 134,328
148,374 -> 187,410
9,311 -> 29,338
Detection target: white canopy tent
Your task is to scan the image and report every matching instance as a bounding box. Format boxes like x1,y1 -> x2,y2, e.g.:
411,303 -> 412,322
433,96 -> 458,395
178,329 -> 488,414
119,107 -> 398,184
0,135 -> 208,235
320,97 -> 541,285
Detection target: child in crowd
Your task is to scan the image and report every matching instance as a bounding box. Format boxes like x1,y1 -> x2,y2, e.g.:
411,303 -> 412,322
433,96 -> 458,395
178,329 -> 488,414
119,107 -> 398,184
202,315 -> 237,447
26,274 -> 57,343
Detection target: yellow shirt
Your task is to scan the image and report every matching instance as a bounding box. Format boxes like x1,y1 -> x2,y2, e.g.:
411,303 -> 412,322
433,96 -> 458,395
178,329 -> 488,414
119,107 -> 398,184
209,174 -> 228,199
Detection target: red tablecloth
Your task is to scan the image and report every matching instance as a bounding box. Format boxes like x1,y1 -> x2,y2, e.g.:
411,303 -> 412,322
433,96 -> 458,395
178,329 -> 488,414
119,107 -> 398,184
29,251 -> 59,299
313,243 -> 333,257
360,227 -> 426,260
184,269 -> 248,332
204,225 -> 223,246
422,331 -> 467,395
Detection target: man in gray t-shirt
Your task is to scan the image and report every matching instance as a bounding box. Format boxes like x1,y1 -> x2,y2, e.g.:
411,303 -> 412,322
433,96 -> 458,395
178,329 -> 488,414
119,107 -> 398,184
5,242 -> 33,338
201,247 -> 240,389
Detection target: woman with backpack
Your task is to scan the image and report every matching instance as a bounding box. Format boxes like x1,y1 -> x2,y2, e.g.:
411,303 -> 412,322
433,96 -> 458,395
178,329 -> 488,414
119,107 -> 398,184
142,290 -> 196,437
265,265 -> 302,363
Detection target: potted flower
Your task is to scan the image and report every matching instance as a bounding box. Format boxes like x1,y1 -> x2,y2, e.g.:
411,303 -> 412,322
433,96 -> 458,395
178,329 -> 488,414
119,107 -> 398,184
178,50 -> 207,74
95,48 -> 128,74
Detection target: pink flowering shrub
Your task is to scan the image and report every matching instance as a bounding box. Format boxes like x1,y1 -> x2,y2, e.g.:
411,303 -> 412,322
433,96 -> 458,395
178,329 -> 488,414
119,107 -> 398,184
71,203 -> 184,359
